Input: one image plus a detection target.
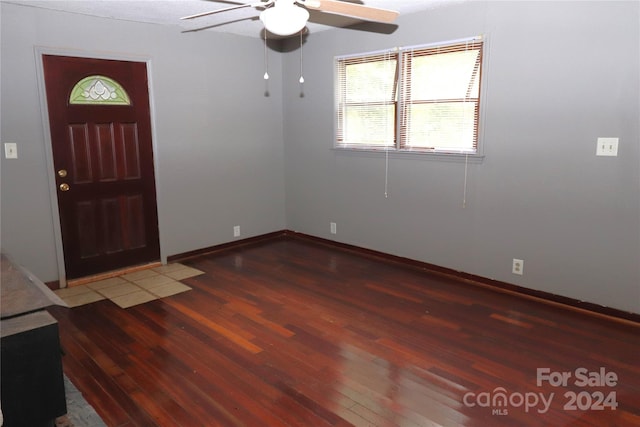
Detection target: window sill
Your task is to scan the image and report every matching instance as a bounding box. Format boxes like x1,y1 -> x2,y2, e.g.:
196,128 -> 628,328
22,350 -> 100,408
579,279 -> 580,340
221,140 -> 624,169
331,147 -> 485,163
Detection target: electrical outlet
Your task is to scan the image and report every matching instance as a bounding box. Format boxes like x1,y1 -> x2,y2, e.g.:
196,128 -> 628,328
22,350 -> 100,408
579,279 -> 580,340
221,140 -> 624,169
512,258 -> 524,275
330,222 -> 337,235
4,143 -> 17,159
233,225 -> 240,237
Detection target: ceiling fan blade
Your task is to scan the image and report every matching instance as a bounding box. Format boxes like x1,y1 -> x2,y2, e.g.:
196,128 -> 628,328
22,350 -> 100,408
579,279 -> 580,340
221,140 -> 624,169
180,4 -> 253,20
303,0 -> 398,23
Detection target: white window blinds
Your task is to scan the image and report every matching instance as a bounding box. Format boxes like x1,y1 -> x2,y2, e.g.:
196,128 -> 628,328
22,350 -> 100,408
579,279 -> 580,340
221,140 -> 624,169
400,39 -> 483,152
335,37 -> 484,154
336,52 -> 397,148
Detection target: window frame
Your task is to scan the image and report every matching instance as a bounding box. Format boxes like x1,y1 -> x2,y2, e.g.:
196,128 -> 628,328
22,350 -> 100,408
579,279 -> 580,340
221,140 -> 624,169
334,36 -> 486,158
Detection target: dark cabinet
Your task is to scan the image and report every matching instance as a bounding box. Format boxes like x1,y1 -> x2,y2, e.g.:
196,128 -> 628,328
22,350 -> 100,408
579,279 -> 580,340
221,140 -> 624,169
1,254 -> 68,427
1,311 -> 67,427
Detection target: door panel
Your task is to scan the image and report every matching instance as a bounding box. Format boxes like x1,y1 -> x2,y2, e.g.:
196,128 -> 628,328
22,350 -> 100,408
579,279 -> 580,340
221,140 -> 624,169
43,55 -> 160,279
69,124 -> 92,183
96,123 -> 117,181
76,201 -> 99,258
121,123 -> 142,179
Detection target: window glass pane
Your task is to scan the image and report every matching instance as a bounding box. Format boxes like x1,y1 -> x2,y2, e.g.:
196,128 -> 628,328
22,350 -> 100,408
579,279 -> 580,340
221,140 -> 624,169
345,59 -> 397,102
406,102 -> 477,151
343,105 -> 395,146
337,54 -> 397,147
69,75 -> 131,105
410,50 -> 480,100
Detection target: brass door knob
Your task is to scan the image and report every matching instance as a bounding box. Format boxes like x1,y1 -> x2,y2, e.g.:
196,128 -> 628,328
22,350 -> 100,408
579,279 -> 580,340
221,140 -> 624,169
59,183 -> 70,192
57,169 -> 67,178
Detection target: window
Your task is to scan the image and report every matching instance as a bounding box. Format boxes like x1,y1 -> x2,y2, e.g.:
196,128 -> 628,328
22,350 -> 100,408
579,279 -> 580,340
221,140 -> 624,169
335,37 -> 483,155
69,75 -> 131,105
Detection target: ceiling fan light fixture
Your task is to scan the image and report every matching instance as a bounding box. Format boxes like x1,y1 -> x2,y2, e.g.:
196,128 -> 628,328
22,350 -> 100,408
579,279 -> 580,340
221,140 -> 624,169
260,4 -> 309,36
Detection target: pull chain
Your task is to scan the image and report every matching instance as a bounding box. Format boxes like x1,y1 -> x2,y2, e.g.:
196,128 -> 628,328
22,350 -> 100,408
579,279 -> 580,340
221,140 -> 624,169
263,29 -> 269,80
299,30 -> 305,84
462,154 -> 469,208
384,148 -> 389,198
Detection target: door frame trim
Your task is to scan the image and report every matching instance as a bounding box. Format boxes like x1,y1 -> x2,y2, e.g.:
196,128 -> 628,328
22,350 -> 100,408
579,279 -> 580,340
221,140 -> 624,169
34,46 -> 164,287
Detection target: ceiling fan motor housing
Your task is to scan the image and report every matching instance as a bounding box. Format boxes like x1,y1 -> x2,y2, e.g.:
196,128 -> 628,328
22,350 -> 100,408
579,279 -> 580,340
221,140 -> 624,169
260,0 -> 310,36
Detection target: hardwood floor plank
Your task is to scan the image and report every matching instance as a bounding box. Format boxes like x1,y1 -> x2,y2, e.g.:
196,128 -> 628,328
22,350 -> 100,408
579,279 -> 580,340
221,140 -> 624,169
56,309 -> 161,426
163,298 -> 263,354
49,236 -> 639,426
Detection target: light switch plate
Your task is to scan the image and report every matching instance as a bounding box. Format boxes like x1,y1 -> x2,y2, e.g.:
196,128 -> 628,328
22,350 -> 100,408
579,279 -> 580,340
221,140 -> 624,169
596,137 -> 618,156
4,143 -> 17,159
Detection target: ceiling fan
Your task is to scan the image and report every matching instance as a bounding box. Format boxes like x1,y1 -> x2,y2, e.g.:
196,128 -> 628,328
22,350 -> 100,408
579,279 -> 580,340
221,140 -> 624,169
181,0 -> 399,37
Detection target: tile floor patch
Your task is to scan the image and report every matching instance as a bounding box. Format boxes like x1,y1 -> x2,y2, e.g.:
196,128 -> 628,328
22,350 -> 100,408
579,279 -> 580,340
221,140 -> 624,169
164,266 -> 205,280
121,269 -> 159,281
86,276 -> 128,290
63,291 -> 106,308
111,290 -> 157,309
55,285 -> 96,298
54,263 -> 199,309
96,282 -> 141,299
152,263 -> 190,274
148,281 -> 192,298
134,274 -> 177,289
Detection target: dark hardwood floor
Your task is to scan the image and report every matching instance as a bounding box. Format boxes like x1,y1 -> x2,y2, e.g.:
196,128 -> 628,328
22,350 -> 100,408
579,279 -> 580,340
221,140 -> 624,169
48,236 -> 640,427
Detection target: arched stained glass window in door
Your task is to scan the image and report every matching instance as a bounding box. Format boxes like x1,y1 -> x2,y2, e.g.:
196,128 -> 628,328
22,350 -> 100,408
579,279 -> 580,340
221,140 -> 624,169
69,75 -> 131,105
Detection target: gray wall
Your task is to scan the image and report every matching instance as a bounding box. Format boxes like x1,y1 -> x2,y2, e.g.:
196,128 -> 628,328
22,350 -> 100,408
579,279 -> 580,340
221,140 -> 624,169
1,3 -> 286,280
283,1 -> 640,313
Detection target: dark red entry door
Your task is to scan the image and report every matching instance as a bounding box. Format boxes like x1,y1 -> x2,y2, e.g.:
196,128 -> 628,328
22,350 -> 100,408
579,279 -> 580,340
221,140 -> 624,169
43,55 -> 160,279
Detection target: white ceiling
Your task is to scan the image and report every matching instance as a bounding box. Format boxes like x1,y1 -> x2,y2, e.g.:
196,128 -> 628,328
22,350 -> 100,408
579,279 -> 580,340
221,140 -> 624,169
5,0 -> 452,38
